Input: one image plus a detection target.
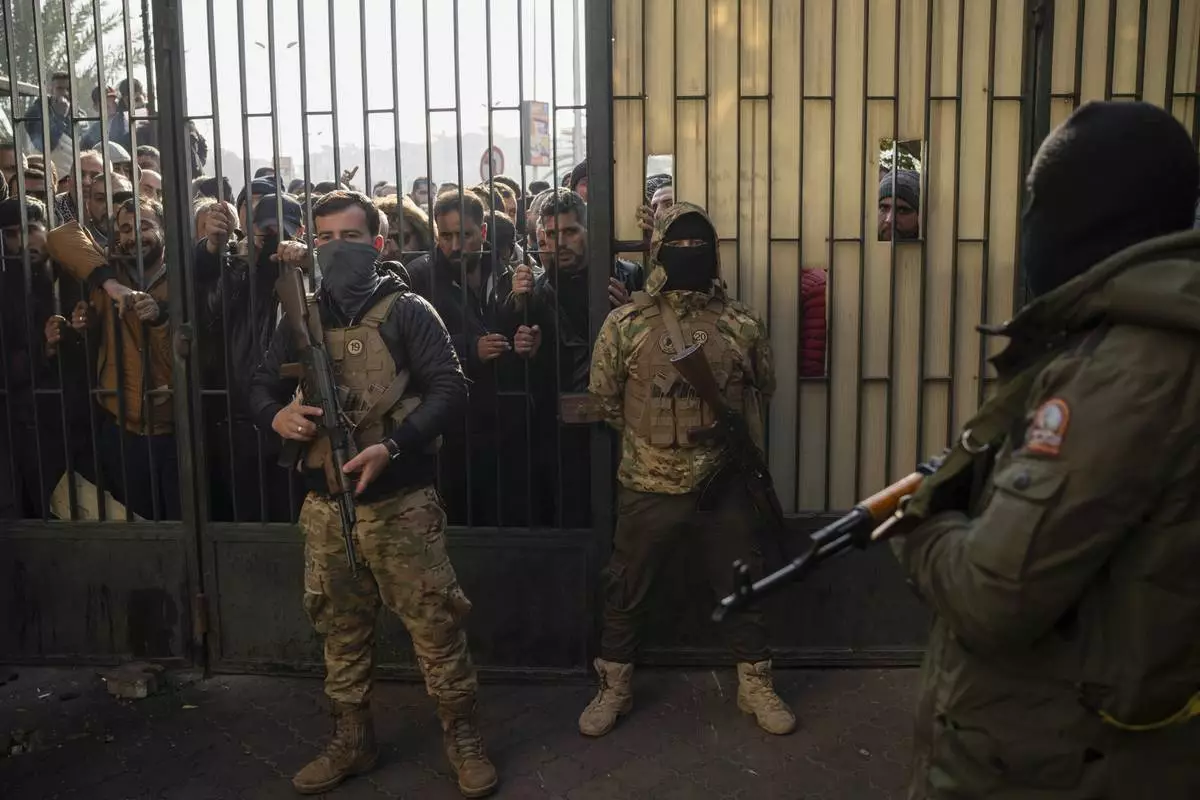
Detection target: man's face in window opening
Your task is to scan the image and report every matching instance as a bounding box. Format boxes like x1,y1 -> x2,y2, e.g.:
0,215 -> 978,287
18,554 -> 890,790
435,209 -> 485,270
314,205 -> 382,251
0,149 -> 19,184
78,153 -> 105,189
651,186 -> 675,221
50,77 -> 71,114
138,154 -> 161,173
878,197 -> 919,241
86,182 -> 113,227
540,210 -> 587,272
411,182 -> 430,209
139,170 -> 162,203
114,161 -> 134,181
116,206 -> 165,268
17,175 -> 49,206
3,220 -> 48,266
574,176 -> 589,203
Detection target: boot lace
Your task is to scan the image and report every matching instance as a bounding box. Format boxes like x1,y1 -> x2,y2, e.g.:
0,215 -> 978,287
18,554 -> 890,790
450,717 -> 483,760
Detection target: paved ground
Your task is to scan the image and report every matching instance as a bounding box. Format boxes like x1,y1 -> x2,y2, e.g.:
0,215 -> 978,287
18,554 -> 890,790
0,665 -> 917,799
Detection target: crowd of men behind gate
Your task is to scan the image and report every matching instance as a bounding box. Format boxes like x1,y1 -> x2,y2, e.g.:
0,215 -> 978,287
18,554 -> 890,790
0,69 -> 835,527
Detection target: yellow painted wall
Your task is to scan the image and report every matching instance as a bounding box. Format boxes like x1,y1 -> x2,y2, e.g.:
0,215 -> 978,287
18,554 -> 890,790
611,0 -> 1200,512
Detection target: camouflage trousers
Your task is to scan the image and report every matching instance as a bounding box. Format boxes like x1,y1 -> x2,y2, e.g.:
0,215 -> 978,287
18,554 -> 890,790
299,485 -> 478,708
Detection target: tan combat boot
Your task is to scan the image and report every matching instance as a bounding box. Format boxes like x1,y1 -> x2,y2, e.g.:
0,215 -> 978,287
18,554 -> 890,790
291,702 -> 379,794
578,657 -> 634,737
736,660 -> 797,735
437,697 -> 498,798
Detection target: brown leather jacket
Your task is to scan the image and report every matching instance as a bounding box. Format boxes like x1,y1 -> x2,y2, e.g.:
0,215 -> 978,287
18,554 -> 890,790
46,221 -> 174,436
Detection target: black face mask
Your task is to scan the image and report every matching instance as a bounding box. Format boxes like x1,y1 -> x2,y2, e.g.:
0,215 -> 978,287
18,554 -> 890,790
658,242 -> 716,292
317,239 -> 383,321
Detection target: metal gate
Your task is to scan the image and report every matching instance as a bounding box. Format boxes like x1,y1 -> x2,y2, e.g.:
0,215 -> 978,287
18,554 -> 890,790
2,0 -> 1198,673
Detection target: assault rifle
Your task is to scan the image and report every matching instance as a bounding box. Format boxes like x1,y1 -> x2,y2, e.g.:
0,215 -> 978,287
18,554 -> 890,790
711,465 -> 933,621
275,263 -> 361,575
670,341 -> 788,539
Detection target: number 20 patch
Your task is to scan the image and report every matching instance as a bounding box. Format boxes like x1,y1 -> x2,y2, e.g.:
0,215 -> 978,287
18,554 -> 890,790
1025,398 -> 1070,457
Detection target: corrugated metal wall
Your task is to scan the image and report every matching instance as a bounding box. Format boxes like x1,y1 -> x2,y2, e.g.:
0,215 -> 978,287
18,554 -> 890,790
610,0 -> 1200,514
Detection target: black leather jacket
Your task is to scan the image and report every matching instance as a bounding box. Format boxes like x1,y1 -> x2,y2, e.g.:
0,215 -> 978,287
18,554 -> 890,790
248,276 -> 468,502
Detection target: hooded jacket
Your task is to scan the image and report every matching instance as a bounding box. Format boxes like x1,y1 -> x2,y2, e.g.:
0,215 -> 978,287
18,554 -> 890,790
895,229 -> 1200,799
588,202 -> 775,494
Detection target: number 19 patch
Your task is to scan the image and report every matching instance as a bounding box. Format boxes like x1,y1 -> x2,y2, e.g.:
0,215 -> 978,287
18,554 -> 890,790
1025,398 -> 1070,457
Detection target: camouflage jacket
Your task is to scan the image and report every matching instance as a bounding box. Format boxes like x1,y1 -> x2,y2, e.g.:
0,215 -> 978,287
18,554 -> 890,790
588,202 -> 775,494
895,229 -> 1200,799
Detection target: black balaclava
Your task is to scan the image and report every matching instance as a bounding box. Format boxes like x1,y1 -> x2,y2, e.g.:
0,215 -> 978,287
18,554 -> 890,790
659,213 -> 717,292
256,232 -> 280,271
317,239 -> 383,321
1021,101 -> 1200,298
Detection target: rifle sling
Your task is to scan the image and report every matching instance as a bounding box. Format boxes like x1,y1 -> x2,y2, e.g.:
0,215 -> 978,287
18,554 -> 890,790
654,296 -> 693,380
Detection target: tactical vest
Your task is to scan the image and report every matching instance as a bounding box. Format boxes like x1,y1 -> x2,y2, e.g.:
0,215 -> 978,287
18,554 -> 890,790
303,291 -> 438,478
623,291 -> 760,448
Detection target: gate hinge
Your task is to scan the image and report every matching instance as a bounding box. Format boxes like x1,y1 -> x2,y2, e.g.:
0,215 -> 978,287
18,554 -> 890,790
192,593 -> 209,641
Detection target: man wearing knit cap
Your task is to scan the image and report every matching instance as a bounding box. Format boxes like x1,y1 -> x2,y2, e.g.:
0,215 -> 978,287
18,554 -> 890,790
568,158 -> 588,202
888,101 -> 1200,798
878,168 -> 921,241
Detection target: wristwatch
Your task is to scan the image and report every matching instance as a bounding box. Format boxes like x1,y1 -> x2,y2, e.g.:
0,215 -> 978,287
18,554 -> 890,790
382,438 -> 403,460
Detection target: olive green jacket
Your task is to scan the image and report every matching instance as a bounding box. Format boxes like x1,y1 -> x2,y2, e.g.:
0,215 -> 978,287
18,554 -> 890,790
895,230 -> 1200,799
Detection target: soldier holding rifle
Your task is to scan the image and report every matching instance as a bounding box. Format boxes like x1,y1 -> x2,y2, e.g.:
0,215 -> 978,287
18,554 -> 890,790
721,102 -> 1200,798
581,202 -> 796,738
249,191 -> 498,798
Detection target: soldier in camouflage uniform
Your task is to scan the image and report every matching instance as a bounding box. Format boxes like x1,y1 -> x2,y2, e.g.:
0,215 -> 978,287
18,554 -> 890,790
580,202 -> 796,737
893,103 -> 1200,798
249,191 -> 497,798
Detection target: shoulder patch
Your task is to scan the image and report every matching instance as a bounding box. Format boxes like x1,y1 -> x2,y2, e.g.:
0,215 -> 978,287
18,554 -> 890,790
1024,398 -> 1070,457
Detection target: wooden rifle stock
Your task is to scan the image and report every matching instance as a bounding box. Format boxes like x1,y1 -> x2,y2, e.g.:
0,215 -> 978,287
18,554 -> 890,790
712,467 -> 930,621
273,265 -> 361,574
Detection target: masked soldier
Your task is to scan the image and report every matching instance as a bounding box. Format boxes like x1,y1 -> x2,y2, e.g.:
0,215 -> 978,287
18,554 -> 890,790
581,202 -> 795,737
892,102 -> 1200,798
248,191 -> 497,798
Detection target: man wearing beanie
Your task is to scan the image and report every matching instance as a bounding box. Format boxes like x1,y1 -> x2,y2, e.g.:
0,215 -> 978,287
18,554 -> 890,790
568,158 -> 588,202
889,101 -> 1200,798
878,168 -> 921,241
580,202 -> 795,739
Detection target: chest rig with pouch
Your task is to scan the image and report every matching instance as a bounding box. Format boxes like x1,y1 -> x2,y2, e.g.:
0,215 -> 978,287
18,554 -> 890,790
299,291 -> 440,488
623,291 -> 759,448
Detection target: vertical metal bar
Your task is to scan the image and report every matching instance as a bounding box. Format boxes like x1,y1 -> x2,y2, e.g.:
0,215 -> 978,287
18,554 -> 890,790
1104,0 -> 1118,101
517,0 -> 535,529
763,0 -> 775,477
358,0 -> 371,197
586,0 -> 616,539
946,0 -> 966,444
388,0 -> 403,217
55,0 -> 83,518
1164,0 -> 1180,115
977,0 -> 999,408
152,0 -> 206,661
297,0 -> 316,243
451,0 -> 473,527
122,0 -> 164,522
327,0 -> 342,183
1016,0 -> 1046,307
263,0 -> 286,522
1071,0 -> 1085,110
853,0 -> 871,501
884,1 -> 901,485
484,0 -> 502,528
22,0 -> 54,518
201,0 -> 234,523
822,5 -> 838,512
549,0 -> 564,529
1134,0 -> 1148,101
915,0 -> 935,465
791,0 -> 806,511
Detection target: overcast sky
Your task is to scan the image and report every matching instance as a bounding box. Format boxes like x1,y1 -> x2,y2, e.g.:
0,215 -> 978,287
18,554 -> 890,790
177,0 -> 586,177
